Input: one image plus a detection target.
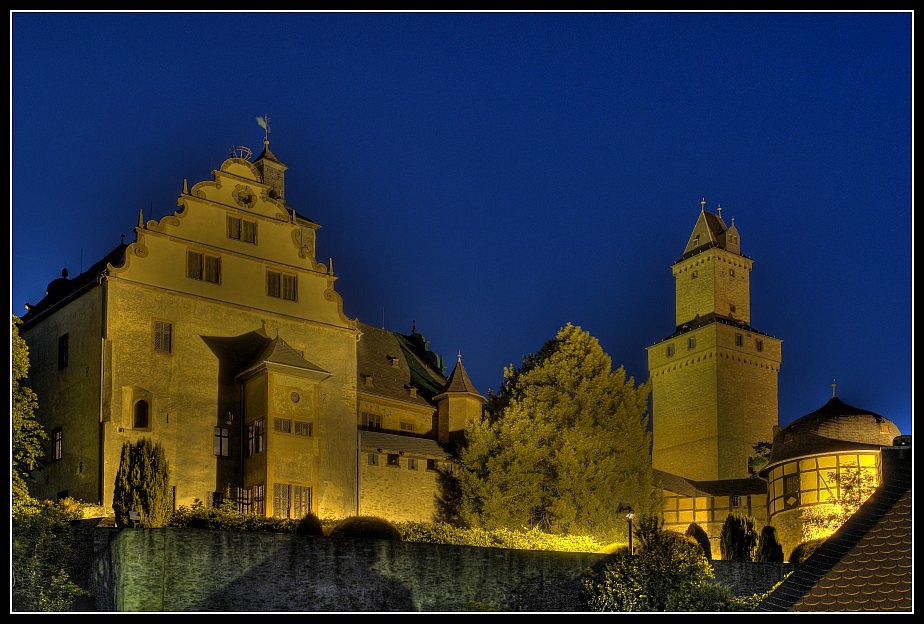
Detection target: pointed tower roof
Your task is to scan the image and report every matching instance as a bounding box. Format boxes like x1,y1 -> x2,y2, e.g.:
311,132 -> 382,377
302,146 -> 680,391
438,353 -> 485,398
255,137 -> 284,165
681,198 -> 739,259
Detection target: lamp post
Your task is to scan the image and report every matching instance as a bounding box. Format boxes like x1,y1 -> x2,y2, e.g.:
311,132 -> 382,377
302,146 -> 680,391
617,502 -> 635,555
626,509 -> 635,555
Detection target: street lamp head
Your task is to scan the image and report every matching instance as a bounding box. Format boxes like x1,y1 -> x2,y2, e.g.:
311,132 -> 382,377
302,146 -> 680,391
626,511 -> 635,521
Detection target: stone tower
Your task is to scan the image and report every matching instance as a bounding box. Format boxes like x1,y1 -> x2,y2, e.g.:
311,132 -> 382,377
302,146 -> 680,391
647,200 -> 782,481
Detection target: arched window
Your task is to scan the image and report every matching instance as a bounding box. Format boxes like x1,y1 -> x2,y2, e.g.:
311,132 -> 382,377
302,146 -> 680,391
134,400 -> 150,429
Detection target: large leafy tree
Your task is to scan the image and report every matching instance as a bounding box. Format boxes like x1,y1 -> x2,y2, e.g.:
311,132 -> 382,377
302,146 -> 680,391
113,437 -> 172,527
456,323 -> 656,540
12,315 -> 46,507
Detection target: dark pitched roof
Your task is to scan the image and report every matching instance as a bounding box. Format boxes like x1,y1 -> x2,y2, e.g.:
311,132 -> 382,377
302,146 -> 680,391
21,241 -> 128,323
356,322 -> 447,406
651,311 -> 779,344
245,336 -> 330,376
653,469 -> 766,497
757,444 -> 912,612
360,430 -> 450,459
764,397 -> 902,467
437,353 -> 484,398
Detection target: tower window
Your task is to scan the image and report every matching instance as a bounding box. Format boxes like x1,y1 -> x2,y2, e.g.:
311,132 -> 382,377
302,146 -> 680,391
227,215 -> 257,243
153,321 -> 172,353
58,334 -> 69,370
52,427 -> 63,461
756,339 -> 764,352
729,268 -> 736,277
214,427 -> 230,457
362,413 -> 382,430
729,304 -> 736,314
666,344 -> 675,357
267,270 -> 297,301
187,251 -> 221,284
691,270 -> 698,279
368,453 -> 379,466
133,400 -> 150,429
387,453 -> 400,467
735,334 -> 743,347
688,337 -> 696,349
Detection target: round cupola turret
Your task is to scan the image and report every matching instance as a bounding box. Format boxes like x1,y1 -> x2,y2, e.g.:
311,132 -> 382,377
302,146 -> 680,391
766,396 -> 901,467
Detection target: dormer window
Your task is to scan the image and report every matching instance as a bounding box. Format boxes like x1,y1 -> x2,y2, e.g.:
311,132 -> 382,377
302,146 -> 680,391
363,374 -> 374,386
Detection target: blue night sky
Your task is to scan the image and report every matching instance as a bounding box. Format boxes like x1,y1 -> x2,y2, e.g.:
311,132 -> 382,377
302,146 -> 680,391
10,11 -> 913,437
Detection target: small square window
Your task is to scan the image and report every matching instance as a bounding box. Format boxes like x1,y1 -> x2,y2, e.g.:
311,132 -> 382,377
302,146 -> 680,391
387,453 -> 400,467
407,458 -> 418,470
368,453 -> 379,466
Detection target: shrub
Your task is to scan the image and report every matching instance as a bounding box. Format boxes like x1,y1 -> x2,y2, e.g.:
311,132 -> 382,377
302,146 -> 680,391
328,515 -> 402,540
170,499 -> 294,533
581,515 -> 750,611
789,537 -> 827,564
755,525 -> 784,563
112,438 -> 171,527
685,522 -> 712,560
12,498 -> 92,611
295,512 -> 324,536
719,513 -> 758,562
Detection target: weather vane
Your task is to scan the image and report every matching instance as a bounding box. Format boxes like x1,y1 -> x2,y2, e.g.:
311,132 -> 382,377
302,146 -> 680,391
256,115 -> 271,141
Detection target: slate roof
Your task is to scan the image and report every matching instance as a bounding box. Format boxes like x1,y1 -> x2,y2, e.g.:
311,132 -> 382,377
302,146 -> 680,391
240,335 -> 330,378
437,353 -> 485,398
757,443 -> 913,612
360,430 -> 451,460
21,241 -> 128,323
653,469 -> 766,498
763,396 -> 902,468
356,322 -> 447,407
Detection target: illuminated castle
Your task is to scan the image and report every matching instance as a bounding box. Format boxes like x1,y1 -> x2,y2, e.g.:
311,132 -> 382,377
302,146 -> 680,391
19,135 -> 485,522
647,201 -> 904,558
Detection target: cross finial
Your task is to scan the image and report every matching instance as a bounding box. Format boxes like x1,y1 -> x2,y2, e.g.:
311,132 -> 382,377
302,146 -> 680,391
700,197 -> 706,210
831,379 -> 837,397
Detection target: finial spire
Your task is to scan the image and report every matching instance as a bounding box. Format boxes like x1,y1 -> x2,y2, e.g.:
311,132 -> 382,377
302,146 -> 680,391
717,204 -> 722,218
138,208 -> 144,228
831,379 -> 838,397
700,197 -> 706,211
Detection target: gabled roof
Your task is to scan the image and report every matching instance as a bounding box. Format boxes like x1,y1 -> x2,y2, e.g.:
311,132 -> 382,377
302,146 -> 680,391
653,469 -> 766,498
757,444 -> 912,612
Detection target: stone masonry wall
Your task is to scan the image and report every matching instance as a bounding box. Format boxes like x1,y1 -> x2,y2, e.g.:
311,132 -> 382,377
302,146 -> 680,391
91,528 -> 792,612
